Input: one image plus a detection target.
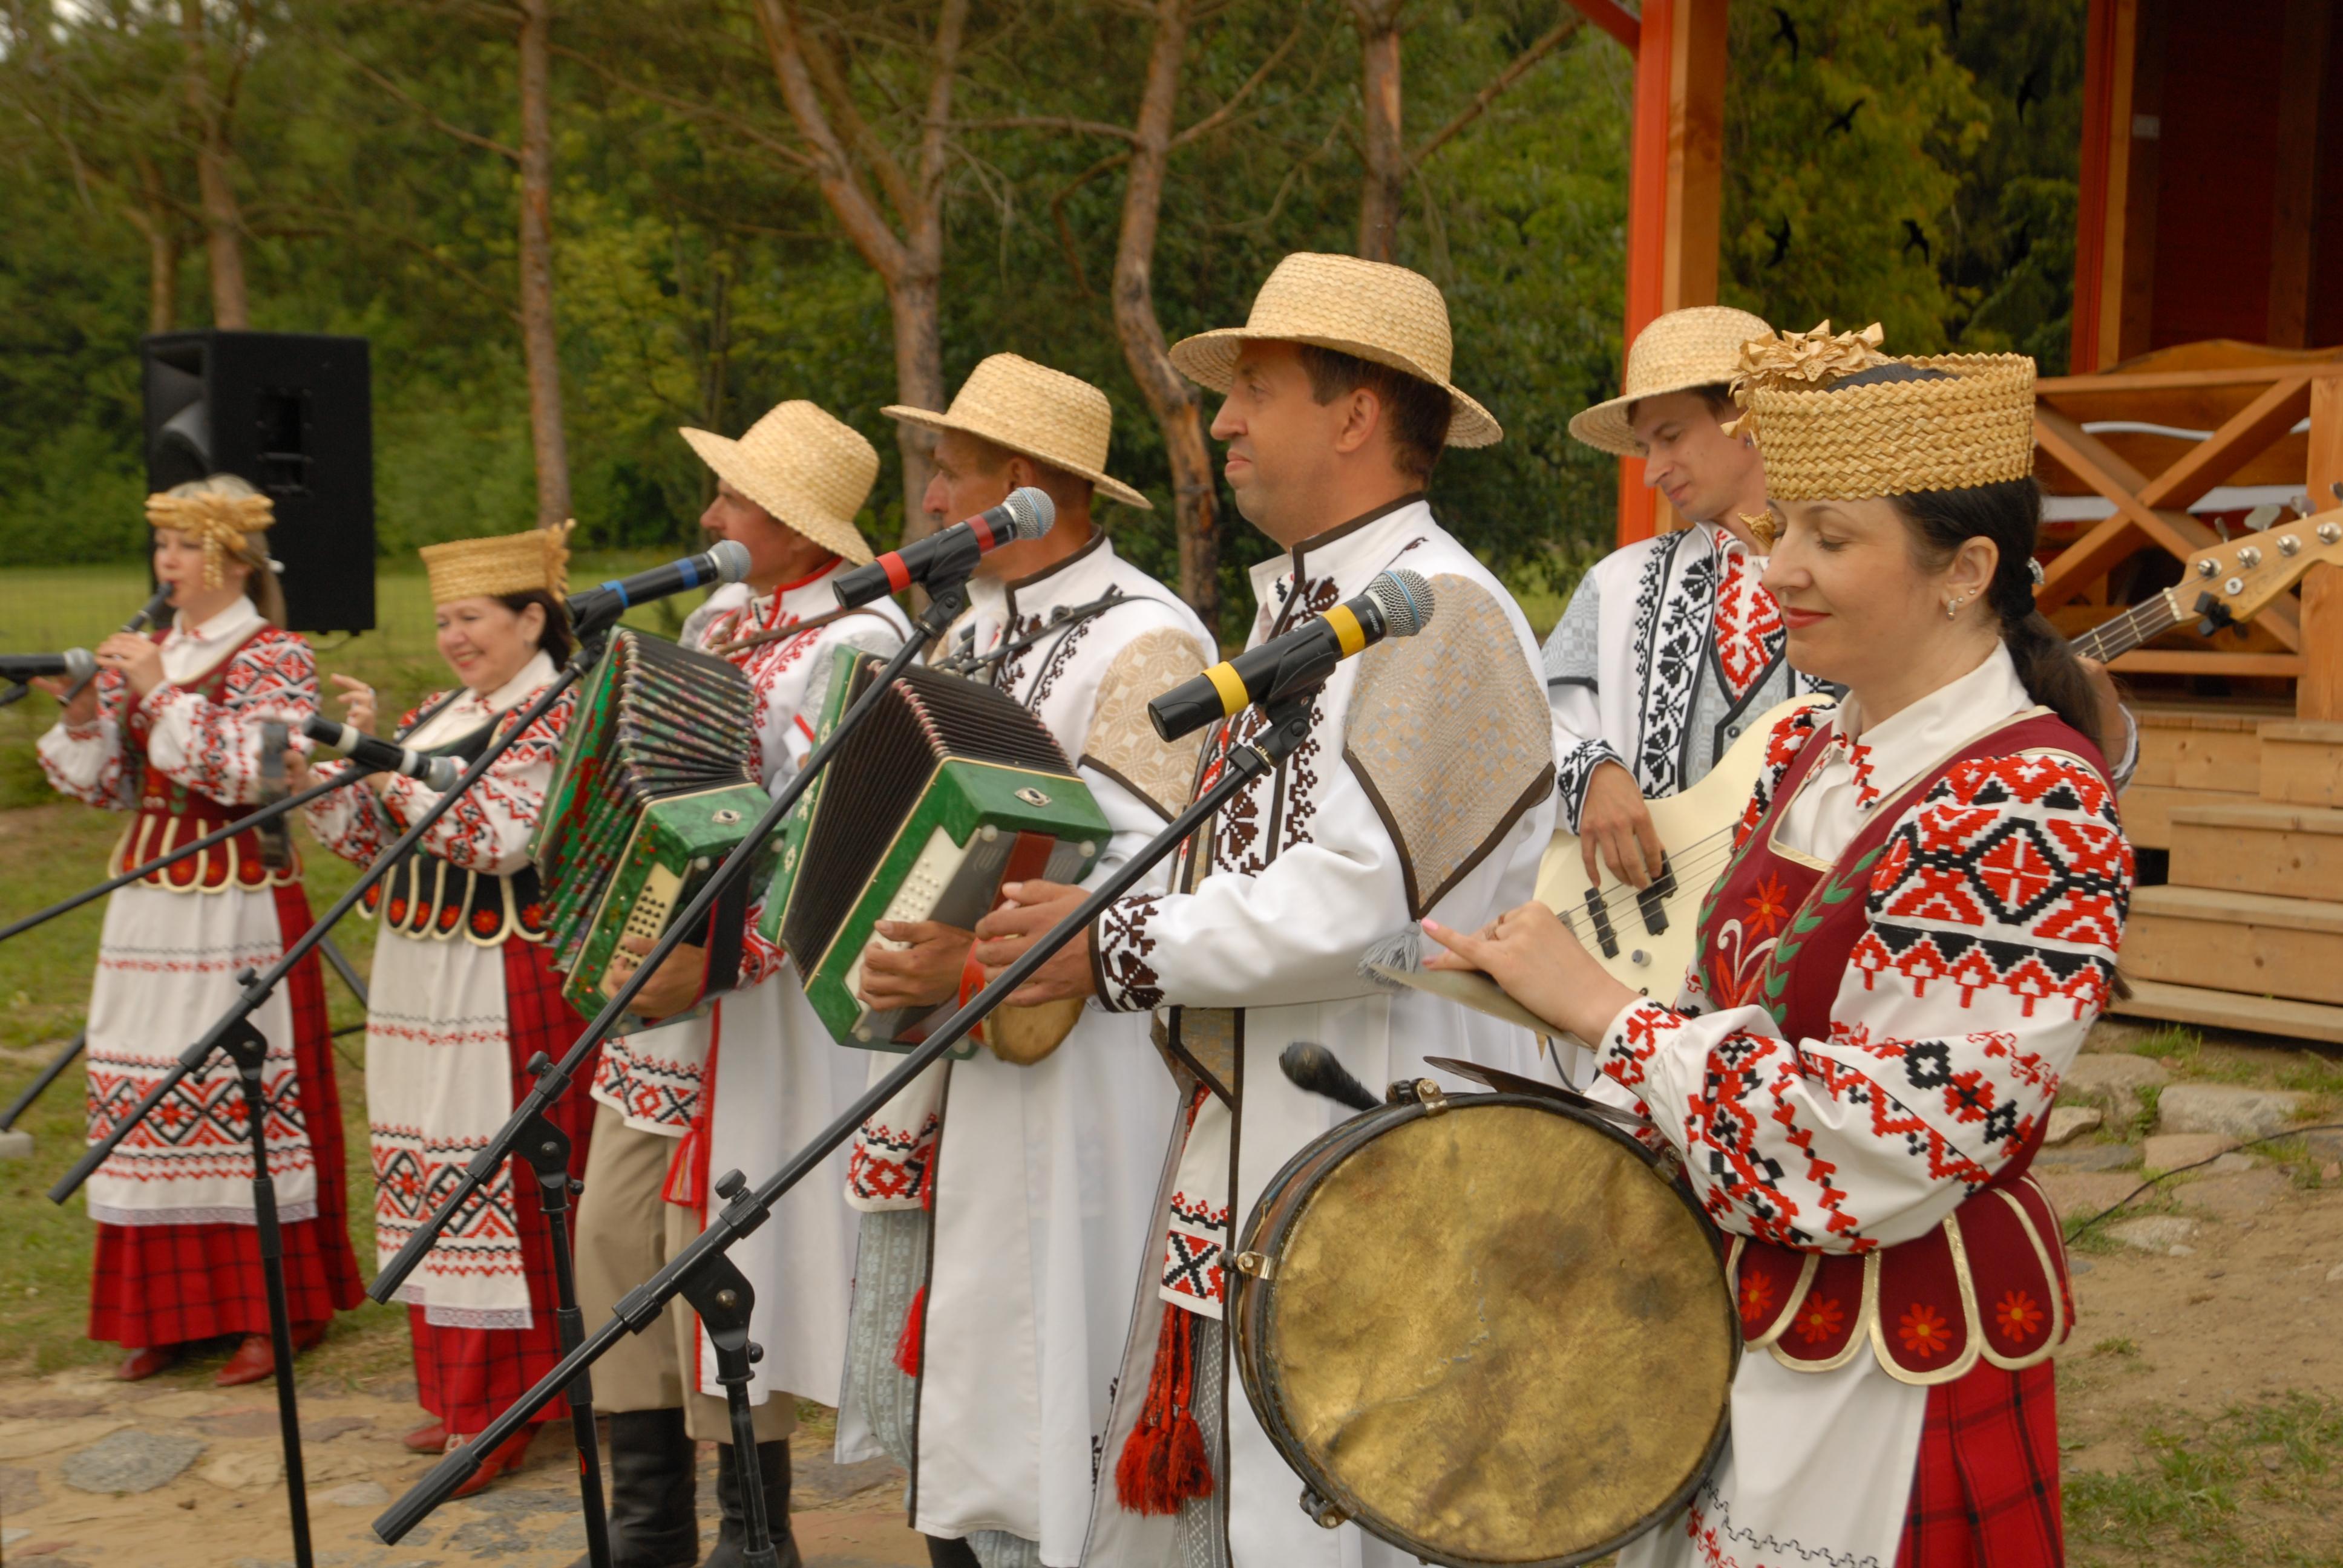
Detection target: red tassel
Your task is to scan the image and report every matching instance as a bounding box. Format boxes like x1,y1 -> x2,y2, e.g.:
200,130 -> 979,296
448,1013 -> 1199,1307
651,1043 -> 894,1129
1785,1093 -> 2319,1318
1113,1305 -> 1214,1515
894,1285 -> 927,1378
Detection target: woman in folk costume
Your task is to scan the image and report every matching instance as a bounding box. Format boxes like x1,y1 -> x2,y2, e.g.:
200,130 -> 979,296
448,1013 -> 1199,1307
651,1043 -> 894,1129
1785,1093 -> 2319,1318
34,475 -> 363,1386
609,400 -> 911,1568
966,255 -> 1558,1568
1424,325 -> 2134,1567
295,523 -> 591,1495
831,354 -> 1213,1568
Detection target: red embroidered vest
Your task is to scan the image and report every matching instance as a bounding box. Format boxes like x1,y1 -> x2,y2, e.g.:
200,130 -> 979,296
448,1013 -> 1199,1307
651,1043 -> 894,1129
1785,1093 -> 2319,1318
116,627 -> 301,893
1697,710 -> 2101,1384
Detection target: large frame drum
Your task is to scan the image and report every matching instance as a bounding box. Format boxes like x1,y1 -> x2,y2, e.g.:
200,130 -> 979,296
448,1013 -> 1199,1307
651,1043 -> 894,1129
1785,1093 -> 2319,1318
1230,1085 -> 1737,1567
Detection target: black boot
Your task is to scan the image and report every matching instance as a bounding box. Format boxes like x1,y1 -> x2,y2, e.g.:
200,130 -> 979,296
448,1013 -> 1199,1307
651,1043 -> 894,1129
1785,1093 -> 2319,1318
572,1408 -> 698,1568
702,1440 -> 799,1568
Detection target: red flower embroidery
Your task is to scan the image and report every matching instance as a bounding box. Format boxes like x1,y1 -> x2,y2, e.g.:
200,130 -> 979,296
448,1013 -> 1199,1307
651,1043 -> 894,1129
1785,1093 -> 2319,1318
1995,1289 -> 2044,1342
1794,1295 -> 1846,1345
1738,1270 -> 1777,1321
1898,1303 -> 1952,1359
471,908 -> 500,936
1743,874 -> 1791,936
387,898 -> 408,926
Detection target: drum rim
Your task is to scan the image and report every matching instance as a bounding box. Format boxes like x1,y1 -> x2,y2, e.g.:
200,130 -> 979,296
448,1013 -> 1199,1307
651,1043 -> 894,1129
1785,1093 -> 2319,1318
1230,1090 -> 1740,1568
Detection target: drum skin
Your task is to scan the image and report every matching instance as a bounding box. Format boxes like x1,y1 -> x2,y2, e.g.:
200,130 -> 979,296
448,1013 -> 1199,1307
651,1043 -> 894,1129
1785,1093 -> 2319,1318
1232,1093 -> 1737,1567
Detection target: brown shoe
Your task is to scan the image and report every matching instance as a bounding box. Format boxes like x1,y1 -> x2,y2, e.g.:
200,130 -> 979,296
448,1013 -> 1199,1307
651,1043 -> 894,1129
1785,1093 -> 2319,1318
116,1345 -> 180,1382
403,1419 -> 448,1454
213,1323 -> 329,1387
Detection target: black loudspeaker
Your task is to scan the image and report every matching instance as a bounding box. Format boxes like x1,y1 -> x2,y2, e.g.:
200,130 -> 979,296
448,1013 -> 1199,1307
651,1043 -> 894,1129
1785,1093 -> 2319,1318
141,330 -> 376,633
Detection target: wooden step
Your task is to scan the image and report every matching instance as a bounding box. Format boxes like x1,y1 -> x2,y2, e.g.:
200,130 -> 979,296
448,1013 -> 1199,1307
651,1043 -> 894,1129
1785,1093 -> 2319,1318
2123,885 -> 2343,1005
2168,800 -> 2343,898
2131,708 -> 2264,793
2117,784 -> 2243,850
2109,978 -> 2343,1045
2260,720 -> 2343,808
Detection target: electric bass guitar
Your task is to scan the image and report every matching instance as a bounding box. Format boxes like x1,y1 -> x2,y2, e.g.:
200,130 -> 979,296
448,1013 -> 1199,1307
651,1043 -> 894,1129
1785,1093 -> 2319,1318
1533,506 -> 2343,999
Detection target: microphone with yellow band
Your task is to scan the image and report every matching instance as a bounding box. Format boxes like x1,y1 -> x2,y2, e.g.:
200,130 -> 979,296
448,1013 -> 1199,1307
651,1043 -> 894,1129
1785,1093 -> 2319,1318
1147,569 -> 1434,742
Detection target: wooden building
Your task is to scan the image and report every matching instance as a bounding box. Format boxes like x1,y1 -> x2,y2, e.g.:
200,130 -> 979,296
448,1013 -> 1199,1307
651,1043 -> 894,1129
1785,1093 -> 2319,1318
1576,0 -> 2343,1039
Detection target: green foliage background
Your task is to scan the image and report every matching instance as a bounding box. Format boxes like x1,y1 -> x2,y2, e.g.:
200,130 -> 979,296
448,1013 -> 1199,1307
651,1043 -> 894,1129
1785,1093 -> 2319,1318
0,0 -> 2082,633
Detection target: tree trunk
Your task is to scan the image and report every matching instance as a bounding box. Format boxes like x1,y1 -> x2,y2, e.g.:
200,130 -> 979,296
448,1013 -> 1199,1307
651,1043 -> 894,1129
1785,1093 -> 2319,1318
515,0 -> 572,529
1114,0 -> 1222,634
887,266 -> 946,540
180,0 -> 247,327
1352,0 -> 1406,263
132,155 -> 179,334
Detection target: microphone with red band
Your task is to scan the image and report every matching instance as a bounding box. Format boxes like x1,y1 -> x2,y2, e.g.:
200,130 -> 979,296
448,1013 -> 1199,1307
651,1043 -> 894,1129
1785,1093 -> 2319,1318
833,486 -> 1055,609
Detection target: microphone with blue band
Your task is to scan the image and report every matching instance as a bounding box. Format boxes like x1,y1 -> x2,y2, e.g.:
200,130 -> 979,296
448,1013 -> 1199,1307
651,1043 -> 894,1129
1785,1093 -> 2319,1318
1147,569 -> 1434,742
567,539 -> 753,638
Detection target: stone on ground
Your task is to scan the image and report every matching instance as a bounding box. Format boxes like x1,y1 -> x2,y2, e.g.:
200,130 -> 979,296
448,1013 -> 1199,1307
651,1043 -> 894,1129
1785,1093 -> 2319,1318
2035,1140 -> 2141,1173
2144,1132 -> 2232,1171
2189,1171 -> 2290,1221
2059,1054 -> 2169,1126
2108,1215 -> 2199,1253
59,1429 -> 206,1494
320,1479 -> 392,1507
2157,1084 -> 2305,1141
2048,1106 -> 2105,1145
200,1448 -> 283,1491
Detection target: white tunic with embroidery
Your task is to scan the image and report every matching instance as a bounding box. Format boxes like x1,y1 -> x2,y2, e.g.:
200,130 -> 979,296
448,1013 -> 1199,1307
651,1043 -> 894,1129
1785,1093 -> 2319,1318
1584,644 -> 2131,1568
665,561 -> 913,1412
1081,498 -> 1559,1568
304,651 -> 571,1327
832,533 -> 1214,1567
37,601 -> 324,1227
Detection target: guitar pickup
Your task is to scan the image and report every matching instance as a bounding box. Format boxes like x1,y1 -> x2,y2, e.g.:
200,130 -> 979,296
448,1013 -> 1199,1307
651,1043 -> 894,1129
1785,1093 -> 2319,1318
1582,886 -> 1619,958
1636,856 -> 1679,935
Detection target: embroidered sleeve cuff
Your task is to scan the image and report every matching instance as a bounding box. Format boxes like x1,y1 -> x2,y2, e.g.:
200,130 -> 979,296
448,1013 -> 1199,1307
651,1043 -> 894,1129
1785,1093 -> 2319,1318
1596,997 -> 1684,1101
1553,740 -> 1629,835
1092,892 -> 1167,1013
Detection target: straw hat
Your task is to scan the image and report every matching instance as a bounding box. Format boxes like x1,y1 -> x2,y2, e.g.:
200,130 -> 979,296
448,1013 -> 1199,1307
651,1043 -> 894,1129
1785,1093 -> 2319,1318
1567,305 -> 1774,457
1729,321 -> 2036,501
883,354 -> 1151,510
1167,253 -> 1501,448
680,400 -> 878,566
420,520 -> 573,606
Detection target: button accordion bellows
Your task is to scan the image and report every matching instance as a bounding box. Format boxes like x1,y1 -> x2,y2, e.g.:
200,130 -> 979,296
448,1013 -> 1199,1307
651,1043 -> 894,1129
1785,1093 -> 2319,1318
532,629 -> 772,1024
764,649 -> 1114,1053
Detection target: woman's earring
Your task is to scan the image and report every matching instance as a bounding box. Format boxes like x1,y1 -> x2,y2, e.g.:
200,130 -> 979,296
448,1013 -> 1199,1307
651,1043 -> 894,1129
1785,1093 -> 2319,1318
1944,592 -> 1967,621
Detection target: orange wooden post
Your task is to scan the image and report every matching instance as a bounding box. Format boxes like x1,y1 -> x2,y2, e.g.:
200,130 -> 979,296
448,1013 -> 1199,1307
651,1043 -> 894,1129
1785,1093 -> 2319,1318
1613,0 -> 1728,546
2071,0 -> 2138,374
2302,379 -> 2343,721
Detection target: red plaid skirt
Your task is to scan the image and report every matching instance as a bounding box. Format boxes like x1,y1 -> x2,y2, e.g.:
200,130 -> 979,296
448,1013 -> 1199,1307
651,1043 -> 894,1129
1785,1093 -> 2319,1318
1896,1359 -> 2063,1567
87,883 -> 365,1347
408,938 -> 597,1434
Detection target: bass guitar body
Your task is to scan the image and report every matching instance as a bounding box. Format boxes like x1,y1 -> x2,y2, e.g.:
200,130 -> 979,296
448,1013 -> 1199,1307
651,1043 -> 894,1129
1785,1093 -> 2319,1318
1535,694 -> 1835,998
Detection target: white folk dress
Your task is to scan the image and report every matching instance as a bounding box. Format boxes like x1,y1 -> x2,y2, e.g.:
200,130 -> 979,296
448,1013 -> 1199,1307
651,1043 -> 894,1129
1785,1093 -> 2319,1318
37,599 -> 362,1346
833,533 -> 1216,1568
657,560 -> 913,1416
1081,497 -> 1559,1568
1584,644 -> 2131,1567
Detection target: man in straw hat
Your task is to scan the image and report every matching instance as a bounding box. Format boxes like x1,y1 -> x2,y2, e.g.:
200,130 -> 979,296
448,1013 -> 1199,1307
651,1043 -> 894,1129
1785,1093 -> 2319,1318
571,399 -> 910,1568
965,254 -> 1557,1568
826,351 -> 1217,1568
1550,309 -> 2135,901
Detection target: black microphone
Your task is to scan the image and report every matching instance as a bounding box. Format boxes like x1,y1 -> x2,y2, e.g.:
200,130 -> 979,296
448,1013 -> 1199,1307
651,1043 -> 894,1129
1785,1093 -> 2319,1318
1279,1042 -> 1381,1113
832,486 -> 1054,609
1148,569 -> 1434,742
566,540 -> 753,637
0,648 -> 97,684
303,716 -> 464,790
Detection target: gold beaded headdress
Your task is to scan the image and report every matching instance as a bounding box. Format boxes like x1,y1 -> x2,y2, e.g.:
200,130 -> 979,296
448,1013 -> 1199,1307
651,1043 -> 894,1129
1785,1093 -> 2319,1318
145,489 -> 275,589
419,520 -> 574,606
1727,321 -> 2036,501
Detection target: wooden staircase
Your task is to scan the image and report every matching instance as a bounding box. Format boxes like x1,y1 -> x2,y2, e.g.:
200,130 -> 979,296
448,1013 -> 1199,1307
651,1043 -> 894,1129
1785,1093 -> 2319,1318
2117,710 -> 2343,1043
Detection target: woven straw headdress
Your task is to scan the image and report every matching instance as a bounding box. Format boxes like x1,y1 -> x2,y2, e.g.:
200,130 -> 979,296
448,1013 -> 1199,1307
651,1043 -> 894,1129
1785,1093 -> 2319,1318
146,488 -> 274,589
885,354 -> 1151,510
1567,305 -> 1774,456
680,401 -> 879,566
420,520 -> 573,606
1730,321 -> 2036,501
1168,252 -> 1501,448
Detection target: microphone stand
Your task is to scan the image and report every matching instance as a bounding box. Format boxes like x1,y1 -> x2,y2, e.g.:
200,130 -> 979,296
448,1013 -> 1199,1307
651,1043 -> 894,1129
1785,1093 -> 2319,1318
45,660 -> 595,1568
373,685 -> 1322,1555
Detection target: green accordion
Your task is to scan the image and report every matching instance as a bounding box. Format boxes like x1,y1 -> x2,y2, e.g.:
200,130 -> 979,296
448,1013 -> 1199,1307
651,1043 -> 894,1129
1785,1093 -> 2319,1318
532,629 -> 773,1025
764,649 -> 1113,1053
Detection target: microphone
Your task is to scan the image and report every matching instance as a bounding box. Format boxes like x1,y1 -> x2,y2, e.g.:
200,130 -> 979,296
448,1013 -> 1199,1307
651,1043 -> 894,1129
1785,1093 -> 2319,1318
0,649 -> 98,684
832,487 -> 1054,609
303,716 -> 464,790
1148,569 -> 1434,742
566,540 -> 753,636
61,587 -> 173,703
1279,1042 -> 1381,1113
